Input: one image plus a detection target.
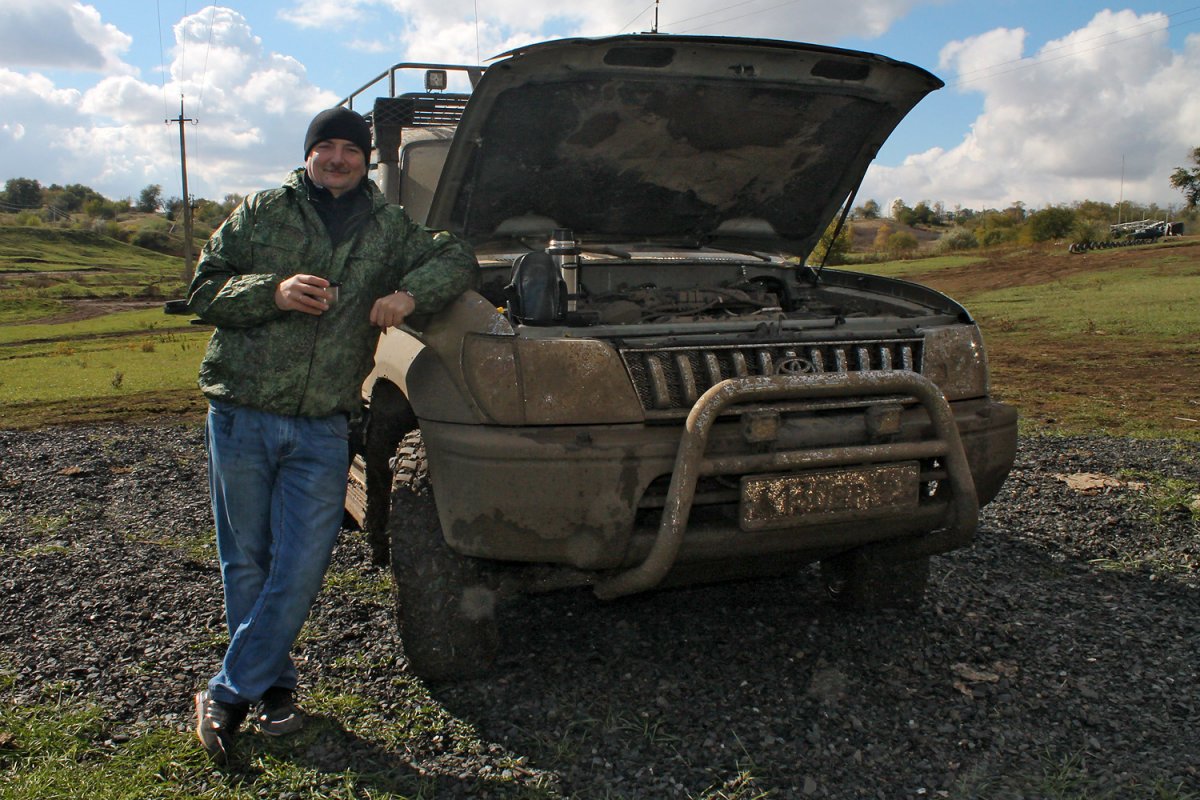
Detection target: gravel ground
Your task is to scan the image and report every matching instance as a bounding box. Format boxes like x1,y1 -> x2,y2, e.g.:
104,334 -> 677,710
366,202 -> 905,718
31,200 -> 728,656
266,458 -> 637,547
0,423 -> 1197,798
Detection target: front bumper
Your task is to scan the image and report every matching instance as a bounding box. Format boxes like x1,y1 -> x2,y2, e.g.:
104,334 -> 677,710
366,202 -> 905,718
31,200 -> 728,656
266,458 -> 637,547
420,372 -> 1017,595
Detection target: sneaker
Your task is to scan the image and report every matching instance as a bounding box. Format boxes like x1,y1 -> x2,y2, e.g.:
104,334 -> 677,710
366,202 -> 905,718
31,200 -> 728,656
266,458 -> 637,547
255,686 -> 304,736
194,690 -> 247,764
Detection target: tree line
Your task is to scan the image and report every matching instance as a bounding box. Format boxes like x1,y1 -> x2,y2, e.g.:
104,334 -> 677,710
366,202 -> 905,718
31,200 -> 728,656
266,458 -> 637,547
832,147 -> 1200,261
862,196 -> 1190,242
0,177 -> 242,257
7,146 -> 1200,263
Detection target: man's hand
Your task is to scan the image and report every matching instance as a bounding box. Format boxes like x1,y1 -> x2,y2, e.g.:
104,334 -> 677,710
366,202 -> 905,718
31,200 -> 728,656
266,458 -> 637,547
370,290 -> 416,329
276,274 -> 334,315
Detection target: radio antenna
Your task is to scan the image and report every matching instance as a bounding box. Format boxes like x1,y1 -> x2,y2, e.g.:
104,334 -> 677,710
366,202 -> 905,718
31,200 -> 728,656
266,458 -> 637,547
652,0 -> 660,33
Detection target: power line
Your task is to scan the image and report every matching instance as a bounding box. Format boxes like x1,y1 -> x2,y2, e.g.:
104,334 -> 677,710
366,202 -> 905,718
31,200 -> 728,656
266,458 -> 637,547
190,5 -> 219,173
663,0 -> 773,30
155,0 -> 168,119
619,2 -> 657,34
673,0 -> 806,34
179,0 -> 188,87
156,0 -> 185,201
197,6 -> 217,109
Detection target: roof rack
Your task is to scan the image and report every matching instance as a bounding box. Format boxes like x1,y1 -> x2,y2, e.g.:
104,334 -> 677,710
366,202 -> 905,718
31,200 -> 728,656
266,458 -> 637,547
371,93 -> 470,128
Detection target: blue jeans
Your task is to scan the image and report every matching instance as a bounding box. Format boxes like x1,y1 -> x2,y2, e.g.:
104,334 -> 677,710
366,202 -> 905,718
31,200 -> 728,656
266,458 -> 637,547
204,400 -> 350,706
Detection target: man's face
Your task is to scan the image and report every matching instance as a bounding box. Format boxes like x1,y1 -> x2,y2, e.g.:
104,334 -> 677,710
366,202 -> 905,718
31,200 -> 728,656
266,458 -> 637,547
305,138 -> 367,197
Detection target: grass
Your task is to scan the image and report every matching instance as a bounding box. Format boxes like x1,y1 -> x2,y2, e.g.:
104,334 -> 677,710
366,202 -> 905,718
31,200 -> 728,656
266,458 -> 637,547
0,226 -> 206,428
0,308 -> 195,345
0,660 -> 561,799
946,748 -> 1200,800
0,227 -> 179,274
1081,465 -> 1200,579
0,695 -> 485,800
24,514 -> 70,538
1119,468 -> 1200,525
0,700 -> 220,800
844,241 -> 1200,440
968,264 -> 1200,338
0,331 -> 207,404
835,254 -> 984,278
322,569 -> 394,605
126,524 -> 219,563
0,227 -> 185,325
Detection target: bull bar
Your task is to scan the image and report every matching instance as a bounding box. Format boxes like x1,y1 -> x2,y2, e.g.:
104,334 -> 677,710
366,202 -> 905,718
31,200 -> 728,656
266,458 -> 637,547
594,370 -> 980,599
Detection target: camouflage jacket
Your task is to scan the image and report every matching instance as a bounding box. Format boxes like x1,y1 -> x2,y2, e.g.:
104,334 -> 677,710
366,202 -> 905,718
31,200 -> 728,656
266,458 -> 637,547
187,169 -> 478,418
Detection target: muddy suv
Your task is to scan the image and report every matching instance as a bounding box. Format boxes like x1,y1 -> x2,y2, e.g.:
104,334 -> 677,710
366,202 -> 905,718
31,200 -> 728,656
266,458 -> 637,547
343,35 -> 1018,680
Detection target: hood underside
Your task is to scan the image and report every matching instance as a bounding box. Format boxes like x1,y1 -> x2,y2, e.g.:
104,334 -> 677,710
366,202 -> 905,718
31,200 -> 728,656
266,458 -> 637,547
427,35 -> 942,258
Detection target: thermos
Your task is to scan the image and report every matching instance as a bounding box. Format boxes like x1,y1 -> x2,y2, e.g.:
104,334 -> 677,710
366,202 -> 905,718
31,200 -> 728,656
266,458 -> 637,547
547,228 -> 580,313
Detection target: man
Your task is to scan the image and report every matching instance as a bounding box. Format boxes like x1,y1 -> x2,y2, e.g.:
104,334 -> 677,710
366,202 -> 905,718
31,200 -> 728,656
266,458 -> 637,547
186,107 -> 477,764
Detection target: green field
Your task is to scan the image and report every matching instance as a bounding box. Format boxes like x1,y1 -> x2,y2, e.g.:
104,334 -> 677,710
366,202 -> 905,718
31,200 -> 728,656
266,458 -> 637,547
0,227 -> 186,324
843,242 -> 1200,440
0,328 -> 208,404
970,265 -> 1198,338
836,253 -> 984,278
1,227 -> 1199,438
0,227 -> 204,427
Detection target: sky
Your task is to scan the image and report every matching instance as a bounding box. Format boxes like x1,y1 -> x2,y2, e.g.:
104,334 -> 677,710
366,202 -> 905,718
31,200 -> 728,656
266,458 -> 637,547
2,0 -> 1200,216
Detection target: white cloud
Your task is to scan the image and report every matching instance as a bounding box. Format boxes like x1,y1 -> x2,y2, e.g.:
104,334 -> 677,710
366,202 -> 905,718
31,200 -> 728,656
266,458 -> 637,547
659,0 -> 931,40
0,6 -> 340,201
0,68 -> 88,195
0,0 -> 134,74
864,9 -> 1194,210
278,0 -> 372,29
5,1 -> 1194,214
279,0 -> 940,64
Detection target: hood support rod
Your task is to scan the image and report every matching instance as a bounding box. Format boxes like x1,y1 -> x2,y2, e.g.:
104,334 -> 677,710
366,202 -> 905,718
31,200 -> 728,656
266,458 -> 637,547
815,183 -> 861,281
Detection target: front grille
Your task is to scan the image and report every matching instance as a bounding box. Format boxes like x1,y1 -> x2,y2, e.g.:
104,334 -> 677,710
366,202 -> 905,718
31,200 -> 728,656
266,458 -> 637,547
618,338 -> 922,414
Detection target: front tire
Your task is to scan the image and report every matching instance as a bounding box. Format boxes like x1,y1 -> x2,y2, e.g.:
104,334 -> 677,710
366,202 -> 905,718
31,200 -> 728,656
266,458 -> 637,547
363,383 -> 416,567
387,431 -> 499,681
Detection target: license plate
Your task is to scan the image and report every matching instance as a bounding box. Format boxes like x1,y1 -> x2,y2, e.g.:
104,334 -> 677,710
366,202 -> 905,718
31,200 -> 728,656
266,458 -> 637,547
739,462 -> 919,531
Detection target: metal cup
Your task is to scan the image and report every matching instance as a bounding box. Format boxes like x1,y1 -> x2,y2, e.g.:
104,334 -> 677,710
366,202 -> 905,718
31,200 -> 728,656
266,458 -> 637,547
326,282 -> 340,305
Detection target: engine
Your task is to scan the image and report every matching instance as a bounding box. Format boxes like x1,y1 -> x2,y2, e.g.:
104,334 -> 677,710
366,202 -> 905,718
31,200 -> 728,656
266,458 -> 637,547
581,285 -> 786,324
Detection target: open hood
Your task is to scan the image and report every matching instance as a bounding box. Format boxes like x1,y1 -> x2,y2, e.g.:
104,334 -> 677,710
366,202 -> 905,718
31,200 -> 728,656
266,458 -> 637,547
426,34 -> 942,258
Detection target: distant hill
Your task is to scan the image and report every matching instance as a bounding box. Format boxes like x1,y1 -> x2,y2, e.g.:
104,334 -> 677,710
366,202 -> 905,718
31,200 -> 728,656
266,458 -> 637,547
0,225 -> 182,273
848,219 -> 943,253
0,225 -> 188,325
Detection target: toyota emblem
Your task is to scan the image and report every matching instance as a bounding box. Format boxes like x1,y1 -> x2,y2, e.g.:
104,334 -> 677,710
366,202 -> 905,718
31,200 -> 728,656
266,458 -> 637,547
775,357 -> 813,375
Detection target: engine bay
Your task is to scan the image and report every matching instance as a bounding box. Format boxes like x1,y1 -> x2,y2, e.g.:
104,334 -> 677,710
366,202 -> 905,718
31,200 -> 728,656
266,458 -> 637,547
476,250 -> 939,327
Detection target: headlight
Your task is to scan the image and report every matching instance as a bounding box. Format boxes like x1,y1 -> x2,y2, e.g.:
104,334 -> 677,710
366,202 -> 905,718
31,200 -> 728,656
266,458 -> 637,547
921,324 -> 990,400
461,334 -> 645,424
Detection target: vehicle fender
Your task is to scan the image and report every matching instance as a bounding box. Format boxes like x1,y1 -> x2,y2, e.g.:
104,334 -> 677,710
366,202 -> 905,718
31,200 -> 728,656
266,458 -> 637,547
406,348 -> 482,423
395,290 -> 513,424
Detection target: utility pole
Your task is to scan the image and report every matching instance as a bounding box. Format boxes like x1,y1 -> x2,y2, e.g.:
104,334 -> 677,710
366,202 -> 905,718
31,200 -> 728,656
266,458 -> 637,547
1117,154 -> 1125,226
166,97 -> 197,282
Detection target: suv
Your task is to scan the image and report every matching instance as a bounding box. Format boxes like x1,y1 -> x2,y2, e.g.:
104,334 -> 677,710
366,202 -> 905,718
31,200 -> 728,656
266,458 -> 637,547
343,35 -> 1018,680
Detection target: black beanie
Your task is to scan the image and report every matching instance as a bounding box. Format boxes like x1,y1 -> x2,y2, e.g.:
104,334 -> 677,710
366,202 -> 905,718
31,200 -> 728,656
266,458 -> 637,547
303,107 -> 372,160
